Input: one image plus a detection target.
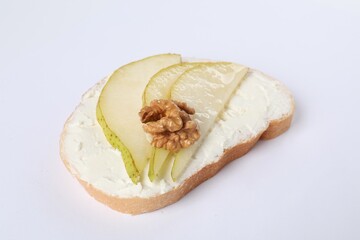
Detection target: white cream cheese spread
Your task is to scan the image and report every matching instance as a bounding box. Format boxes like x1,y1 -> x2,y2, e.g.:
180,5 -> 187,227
62,65 -> 293,198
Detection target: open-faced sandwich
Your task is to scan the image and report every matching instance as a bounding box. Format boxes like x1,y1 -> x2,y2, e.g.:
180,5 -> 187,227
60,54 -> 295,215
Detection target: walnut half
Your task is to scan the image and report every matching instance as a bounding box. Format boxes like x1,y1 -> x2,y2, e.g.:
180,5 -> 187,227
139,99 -> 200,152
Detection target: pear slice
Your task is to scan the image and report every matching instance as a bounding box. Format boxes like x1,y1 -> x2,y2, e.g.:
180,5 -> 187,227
97,54 -> 181,183
170,62 -> 249,180
143,63 -> 198,104
148,148 -> 169,181
152,148 -> 170,178
143,62 -> 200,181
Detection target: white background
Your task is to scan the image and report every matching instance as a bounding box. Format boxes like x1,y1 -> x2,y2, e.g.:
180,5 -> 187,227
1,0 -> 359,239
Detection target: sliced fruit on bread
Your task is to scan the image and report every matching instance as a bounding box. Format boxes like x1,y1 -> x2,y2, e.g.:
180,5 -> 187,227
60,55 -> 294,215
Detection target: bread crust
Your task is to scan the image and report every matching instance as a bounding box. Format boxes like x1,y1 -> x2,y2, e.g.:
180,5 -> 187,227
60,73 -> 295,215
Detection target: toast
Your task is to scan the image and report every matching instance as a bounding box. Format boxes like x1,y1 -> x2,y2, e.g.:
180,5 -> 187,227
60,56 -> 295,215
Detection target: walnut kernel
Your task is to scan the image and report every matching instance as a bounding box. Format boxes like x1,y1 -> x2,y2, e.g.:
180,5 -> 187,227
139,99 -> 200,152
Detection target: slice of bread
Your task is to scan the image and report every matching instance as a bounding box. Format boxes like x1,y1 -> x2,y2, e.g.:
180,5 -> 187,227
60,59 -> 295,215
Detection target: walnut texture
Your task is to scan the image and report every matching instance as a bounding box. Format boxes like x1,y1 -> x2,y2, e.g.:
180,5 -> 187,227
139,99 -> 200,152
